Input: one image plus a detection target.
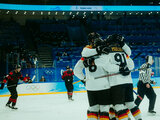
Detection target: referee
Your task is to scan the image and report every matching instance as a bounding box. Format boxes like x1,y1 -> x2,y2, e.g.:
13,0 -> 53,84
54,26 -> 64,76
135,55 -> 156,115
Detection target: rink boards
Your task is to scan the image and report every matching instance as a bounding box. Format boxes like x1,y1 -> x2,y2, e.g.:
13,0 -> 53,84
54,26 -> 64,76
0,81 -> 86,97
0,77 -> 160,97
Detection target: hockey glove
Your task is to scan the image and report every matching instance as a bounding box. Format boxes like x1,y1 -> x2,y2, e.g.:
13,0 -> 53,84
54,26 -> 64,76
119,64 -> 130,76
119,40 -> 125,48
117,35 -> 125,47
83,58 -> 94,68
83,59 -> 89,67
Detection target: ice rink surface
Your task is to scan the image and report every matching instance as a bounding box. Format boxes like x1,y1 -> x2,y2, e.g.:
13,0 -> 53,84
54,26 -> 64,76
0,88 -> 160,120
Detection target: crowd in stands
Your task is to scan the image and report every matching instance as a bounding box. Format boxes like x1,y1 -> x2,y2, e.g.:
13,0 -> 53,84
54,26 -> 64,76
6,47 -> 38,70
0,19 -> 38,70
50,15 -> 160,71
56,48 -> 72,61
19,48 -> 38,69
0,14 -> 160,72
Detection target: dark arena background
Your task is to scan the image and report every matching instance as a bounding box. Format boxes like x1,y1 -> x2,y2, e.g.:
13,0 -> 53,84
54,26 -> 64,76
0,0 -> 160,120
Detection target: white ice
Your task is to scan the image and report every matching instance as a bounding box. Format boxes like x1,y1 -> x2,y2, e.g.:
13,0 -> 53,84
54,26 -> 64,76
0,89 -> 160,120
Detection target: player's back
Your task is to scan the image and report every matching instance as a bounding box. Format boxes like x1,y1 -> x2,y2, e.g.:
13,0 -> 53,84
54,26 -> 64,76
85,62 -> 110,91
108,49 -> 133,87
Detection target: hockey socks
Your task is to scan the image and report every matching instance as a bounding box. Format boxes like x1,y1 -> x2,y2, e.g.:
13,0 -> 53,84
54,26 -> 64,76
87,111 -> 99,120
125,102 -> 142,120
8,98 -> 17,103
113,104 -> 129,120
67,92 -> 73,100
109,107 -> 116,120
99,112 -> 109,120
116,110 -> 128,120
130,106 -> 141,120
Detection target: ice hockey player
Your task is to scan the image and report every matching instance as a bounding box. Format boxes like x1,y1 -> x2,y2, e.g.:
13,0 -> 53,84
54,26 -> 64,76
135,55 -> 156,115
105,34 -> 143,120
3,65 -> 32,109
62,66 -> 74,101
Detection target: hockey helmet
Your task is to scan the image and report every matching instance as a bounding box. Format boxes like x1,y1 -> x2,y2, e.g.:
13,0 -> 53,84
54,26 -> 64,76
93,38 -> 104,48
66,65 -> 70,69
105,34 -> 124,45
145,55 -> 153,64
88,32 -> 101,44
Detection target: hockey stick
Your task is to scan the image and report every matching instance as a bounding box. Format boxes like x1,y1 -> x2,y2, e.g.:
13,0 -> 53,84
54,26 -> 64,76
73,80 -> 82,85
5,83 -> 23,88
3,75 -> 35,89
94,67 -> 146,79
73,66 -> 145,83
133,90 -> 143,100
132,52 -> 142,60
31,75 -> 36,82
60,69 -> 64,76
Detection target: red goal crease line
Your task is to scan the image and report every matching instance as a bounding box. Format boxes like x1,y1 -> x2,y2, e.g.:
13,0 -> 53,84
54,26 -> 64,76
0,86 -> 160,97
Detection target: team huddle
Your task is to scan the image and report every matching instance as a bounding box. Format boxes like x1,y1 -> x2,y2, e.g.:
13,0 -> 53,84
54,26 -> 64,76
74,32 -> 156,120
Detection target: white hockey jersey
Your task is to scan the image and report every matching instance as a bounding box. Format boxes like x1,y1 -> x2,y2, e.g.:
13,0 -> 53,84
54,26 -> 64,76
105,51 -> 134,87
74,55 -> 120,91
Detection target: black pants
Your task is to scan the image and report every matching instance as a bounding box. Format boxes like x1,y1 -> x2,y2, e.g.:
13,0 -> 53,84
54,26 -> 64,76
65,80 -> 73,92
110,85 -> 126,105
123,83 -> 134,102
7,86 -> 18,106
87,89 -> 111,106
135,81 -> 156,111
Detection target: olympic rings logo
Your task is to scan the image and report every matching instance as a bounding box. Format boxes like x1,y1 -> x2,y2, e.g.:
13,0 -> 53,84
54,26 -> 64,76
45,70 -> 54,75
26,85 -> 40,91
